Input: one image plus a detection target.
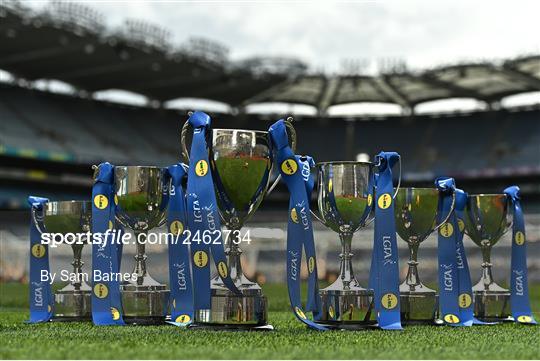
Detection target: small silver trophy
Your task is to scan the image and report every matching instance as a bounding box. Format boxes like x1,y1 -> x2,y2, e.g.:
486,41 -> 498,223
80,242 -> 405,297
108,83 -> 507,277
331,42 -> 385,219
181,120 -> 296,329
113,165 -> 170,324
31,200 -> 92,320
394,187 -> 453,324
312,161 -> 376,329
464,193 -> 512,322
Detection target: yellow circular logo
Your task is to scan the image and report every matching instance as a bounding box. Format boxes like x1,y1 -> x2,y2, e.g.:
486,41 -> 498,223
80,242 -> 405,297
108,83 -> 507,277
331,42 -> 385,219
217,261 -> 228,278
195,160 -> 208,177
193,251 -> 208,268
93,194 -> 108,210
290,208 -> 299,223
308,257 -> 315,273
517,315 -> 533,323
47,305 -> 52,313
439,223 -> 454,238
457,219 -> 465,233
108,220 -> 114,230
281,159 -> 298,175
111,307 -> 120,320
515,231 -> 525,245
367,194 -> 373,206
328,305 -> 335,319
295,306 -> 306,319
381,293 -> 398,309
94,283 -> 108,299
31,244 -> 46,258
444,314 -> 460,324
175,314 -> 191,324
114,195 -> 118,205
328,179 -> 333,193
377,193 -> 392,210
170,220 -> 184,235
459,293 -> 472,308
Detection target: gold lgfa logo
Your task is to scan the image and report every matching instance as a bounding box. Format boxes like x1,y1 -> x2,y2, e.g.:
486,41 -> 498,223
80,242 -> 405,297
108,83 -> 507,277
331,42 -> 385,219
308,257 -> 315,273
94,283 -> 108,298
93,194 -> 108,209
515,231 -> 525,245
290,208 -> 299,223
176,314 -> 191,323
170,220 -> 184,235
381,293 -> 398,309
281,159 -> 298,175
111,307 -> 120,320
193,251 -> 208,267
31,244 -> 46,258
377,193 -> 392,209
217,262 -> 228,278
439,223 -> 454,238
195,160 -> 208,177
458,293 -> 472,308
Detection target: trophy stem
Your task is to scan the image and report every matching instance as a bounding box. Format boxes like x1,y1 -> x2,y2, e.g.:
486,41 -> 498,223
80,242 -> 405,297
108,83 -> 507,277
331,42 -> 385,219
226,228 -> 244,285
480,245 -> 495,290
338,233 -> 356,290
405,242 -> 422,291
70,243 -> 84,290
133,230 -> 148,285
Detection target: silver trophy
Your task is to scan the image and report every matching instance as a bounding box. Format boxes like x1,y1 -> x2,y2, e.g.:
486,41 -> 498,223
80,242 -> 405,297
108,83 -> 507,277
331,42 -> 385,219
113,165 -> 169,324
394,187 -> 453,324
464,193 -> 512,322
181,119 -> 296,329
312,161 -> 376,328
31,200 -> 92,320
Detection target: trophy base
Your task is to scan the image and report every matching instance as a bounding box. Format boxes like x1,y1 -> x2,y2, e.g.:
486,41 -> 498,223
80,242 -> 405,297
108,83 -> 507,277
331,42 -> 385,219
121,283 -> 170,325
316,288 -> 376,329
473,290 -> 511,322
53,290 -> 92,321
193,288 -> 270,330
400,288 -> 439,325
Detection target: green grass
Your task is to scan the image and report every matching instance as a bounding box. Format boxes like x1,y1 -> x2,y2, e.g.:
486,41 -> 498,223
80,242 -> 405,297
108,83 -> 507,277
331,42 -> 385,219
1,283 -> 539,359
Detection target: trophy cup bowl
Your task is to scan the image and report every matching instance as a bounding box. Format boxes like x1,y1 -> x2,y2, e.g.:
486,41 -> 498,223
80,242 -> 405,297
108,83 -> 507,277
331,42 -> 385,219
33,200 -> 93,320
181,121 -> 296,329
394,187 -> 443,324
113,165 -> 169,324
464,193 -> 512,322
314,161 -> 376,328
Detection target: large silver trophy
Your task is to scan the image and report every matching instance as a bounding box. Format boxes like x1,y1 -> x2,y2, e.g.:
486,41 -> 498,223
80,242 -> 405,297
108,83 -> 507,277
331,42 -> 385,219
464,193 -> 512,321
113,165 -> 170,324
181,120 -> 296,329
31,200 -> 92,320
394,187 -> 453,324
313,161 -> 376,328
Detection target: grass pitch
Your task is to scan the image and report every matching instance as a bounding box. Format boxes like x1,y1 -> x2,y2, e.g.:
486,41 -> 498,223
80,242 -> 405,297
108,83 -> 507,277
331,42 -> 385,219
1,283 -> 539,359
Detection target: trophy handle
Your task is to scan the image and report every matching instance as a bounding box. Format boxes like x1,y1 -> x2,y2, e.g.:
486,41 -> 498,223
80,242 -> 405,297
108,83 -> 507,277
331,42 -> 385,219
267,118 -> 297,194
31,206 -> 46,234
310,209 -> 327,227
180,116 -> 192,163
433,192 -> 457,231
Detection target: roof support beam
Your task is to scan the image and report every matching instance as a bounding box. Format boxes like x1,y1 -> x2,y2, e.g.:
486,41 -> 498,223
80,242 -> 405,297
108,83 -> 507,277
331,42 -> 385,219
500,66 -> 540,90
376,75 -> 412,113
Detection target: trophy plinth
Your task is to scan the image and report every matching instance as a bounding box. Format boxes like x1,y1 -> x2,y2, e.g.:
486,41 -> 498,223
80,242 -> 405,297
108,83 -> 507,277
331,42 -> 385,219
465,194 -> 512,323
319,282 -> 375,327
314,161 -> 376,329
114,166 -> 170,325
399,283 -> 439,324
37,200 -> 93,321
395,187 -> 445,325
53,287 -> 92,320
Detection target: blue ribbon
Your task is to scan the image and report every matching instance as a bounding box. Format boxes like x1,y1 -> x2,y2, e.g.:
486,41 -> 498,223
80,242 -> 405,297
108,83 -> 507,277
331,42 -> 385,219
91,162 -> 125,325
165,163 -> 194,326
268,119 -> 327,331
435,177 -> 462,326
370,151 -> 402,330
503,185 -> 537,325
185,111 -> 241,314
27,196 -> 54,323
